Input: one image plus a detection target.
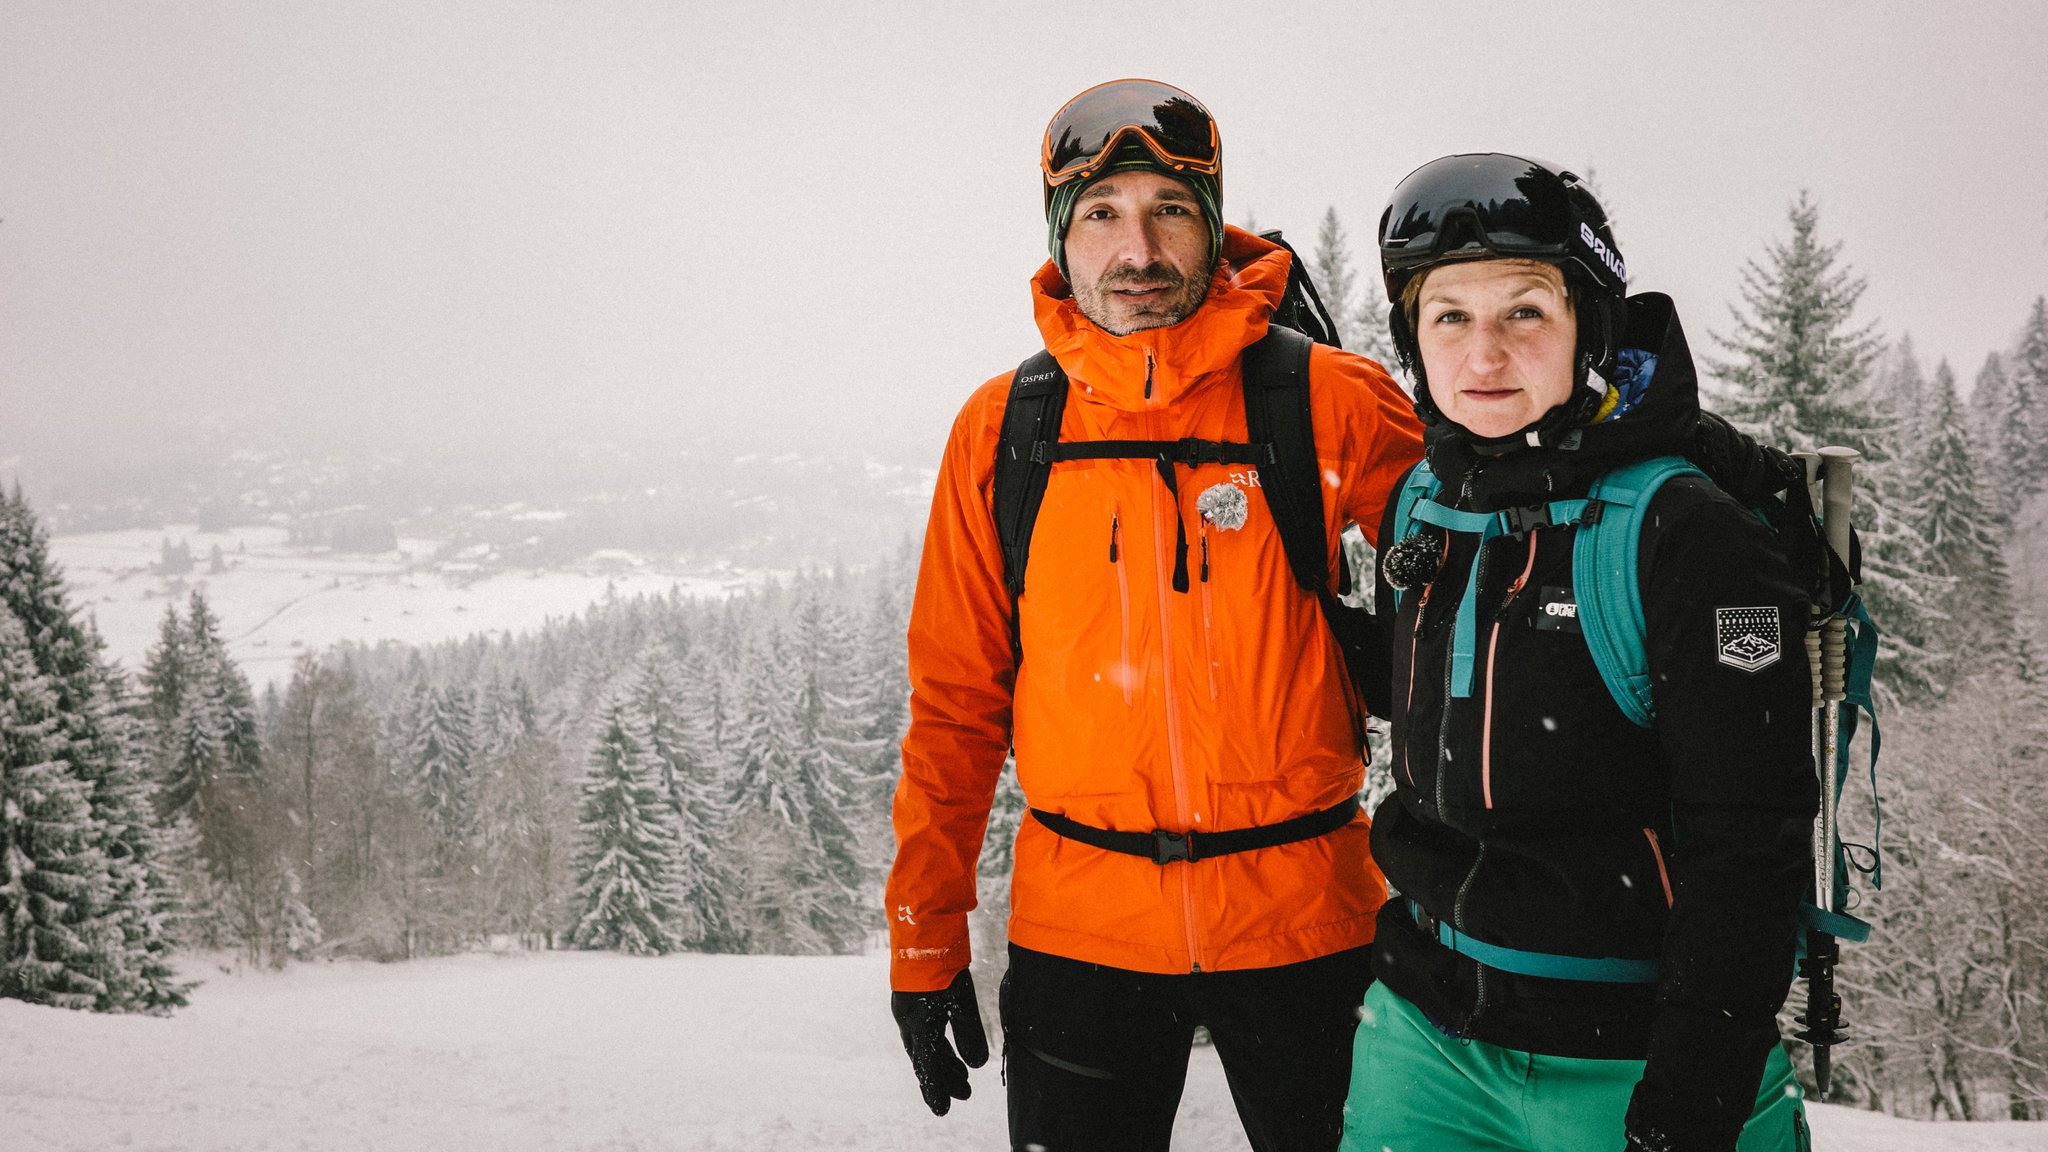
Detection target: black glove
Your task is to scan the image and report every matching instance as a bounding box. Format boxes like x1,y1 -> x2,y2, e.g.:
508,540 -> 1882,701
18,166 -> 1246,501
891,968 -> 989,1116
1688,411 -> 1804,505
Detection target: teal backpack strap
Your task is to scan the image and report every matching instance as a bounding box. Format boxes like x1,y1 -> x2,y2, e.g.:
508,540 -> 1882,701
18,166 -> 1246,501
1392,454 -> 1696,708
1410,498 -> 1511,697
1574,455 -> 1705,727
1388,462 -> 1442,613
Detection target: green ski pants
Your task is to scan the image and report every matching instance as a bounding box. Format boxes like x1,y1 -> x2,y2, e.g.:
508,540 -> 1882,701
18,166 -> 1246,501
1340,983 -> 1809,1151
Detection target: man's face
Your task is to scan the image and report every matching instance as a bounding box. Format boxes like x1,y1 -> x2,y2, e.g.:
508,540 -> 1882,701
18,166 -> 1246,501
1063,170 -> 1212,336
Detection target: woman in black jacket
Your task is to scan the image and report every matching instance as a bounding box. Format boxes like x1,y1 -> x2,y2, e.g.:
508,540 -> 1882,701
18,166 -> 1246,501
1339,154 -> 1820,1152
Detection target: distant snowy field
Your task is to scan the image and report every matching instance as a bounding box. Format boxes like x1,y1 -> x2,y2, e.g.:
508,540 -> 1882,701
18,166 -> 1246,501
2,951 -> 2041,1152
50,525 -> 764,683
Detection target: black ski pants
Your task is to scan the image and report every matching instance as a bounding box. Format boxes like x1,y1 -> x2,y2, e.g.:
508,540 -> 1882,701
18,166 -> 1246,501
1001,942 -> 1374,1152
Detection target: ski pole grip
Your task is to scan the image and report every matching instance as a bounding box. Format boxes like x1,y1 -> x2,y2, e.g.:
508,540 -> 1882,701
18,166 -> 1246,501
1791,451 -> 1824,707
1792,451 -> 1821,510
1817,448 -> 1858,703
1817,447 -> 1858,572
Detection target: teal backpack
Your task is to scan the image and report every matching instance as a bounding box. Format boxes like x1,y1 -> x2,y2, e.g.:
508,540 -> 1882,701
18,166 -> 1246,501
1388,453 -> 1703,726
1389,453 -> 1882,978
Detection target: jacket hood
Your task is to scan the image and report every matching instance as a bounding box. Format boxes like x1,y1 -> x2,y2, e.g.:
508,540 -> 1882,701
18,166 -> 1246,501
1424,292 -> 1701,510
1031,224 -> 1287,411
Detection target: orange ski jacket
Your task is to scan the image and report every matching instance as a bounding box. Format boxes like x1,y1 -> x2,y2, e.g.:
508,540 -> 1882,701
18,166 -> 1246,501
887,227 -> 1425,991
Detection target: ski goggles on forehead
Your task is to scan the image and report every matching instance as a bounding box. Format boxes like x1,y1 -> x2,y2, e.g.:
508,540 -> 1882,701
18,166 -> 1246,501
1041,79 -> 1220,189
1380,153 -> 1577,272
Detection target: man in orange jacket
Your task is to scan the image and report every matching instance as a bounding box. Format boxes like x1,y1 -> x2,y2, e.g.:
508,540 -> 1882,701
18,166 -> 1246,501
887,79 -> 1424,1151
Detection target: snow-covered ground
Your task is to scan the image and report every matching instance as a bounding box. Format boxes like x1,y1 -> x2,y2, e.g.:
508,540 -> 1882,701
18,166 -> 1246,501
2,950 -> 2041,1152
50,525 -> 761,683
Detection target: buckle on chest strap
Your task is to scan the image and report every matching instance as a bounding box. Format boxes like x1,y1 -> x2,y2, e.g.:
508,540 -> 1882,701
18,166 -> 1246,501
1504,504 -> 1556,534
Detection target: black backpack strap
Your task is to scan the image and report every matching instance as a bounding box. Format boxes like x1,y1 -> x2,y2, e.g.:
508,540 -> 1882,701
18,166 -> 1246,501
1047,439 -> 1265,465
992,351 -> 1068,671
1241,327 -> 1392,722
1241,326 -> 1331,595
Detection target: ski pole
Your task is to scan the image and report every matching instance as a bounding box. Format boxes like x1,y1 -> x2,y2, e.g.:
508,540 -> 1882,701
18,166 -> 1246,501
1795,446 -> 1858,1099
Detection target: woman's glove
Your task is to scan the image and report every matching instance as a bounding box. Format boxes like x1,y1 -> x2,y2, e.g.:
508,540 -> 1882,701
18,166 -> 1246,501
1688,411 -> 1804,505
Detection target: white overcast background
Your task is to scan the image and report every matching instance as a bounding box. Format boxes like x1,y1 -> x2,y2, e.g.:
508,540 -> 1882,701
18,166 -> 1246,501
3,1 -> 2045,473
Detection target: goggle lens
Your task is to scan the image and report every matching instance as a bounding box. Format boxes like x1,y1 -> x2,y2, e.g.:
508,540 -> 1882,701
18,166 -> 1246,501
1042,79 -> 1220,187
1380,154 -> 1577,269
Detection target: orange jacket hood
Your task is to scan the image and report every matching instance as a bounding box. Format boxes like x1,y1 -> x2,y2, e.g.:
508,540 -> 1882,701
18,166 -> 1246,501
1030,225 -> 1290,411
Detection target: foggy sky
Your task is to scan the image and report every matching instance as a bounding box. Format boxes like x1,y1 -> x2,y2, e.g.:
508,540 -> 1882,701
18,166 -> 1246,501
4,1 -> 2045,477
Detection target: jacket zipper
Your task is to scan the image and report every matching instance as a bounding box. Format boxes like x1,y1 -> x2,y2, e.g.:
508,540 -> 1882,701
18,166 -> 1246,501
1199,530 -> 1217,700
1441,533 -> 1483,1031
1112,514 -> 1132,707
1643,828 -> 1674,907
1434,536 -> 1466,821
1145,410 -> 1202,972
1454,840 -> 1490,1031
1480,530 -> 1542,809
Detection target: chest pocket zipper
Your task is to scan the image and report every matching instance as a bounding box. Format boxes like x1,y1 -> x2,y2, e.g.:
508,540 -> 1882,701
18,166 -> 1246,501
1111,513 -> 1133,706
1480,530 -> 1543,809
1199,529 -> 1217,700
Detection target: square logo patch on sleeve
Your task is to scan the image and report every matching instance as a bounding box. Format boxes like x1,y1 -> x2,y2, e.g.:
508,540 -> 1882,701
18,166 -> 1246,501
1715,606 -> 1782,672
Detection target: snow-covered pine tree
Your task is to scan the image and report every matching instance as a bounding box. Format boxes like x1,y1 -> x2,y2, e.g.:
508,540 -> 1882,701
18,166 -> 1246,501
569,694 -> 679,955
1912,361 -> 2014,679
1708,194 -> 1946,703
724,630 -> 804,952
2006,296 -> 2048,490
0,488 -> 187,1011
406,682 -> 478,847
0,605 -> 118,1009
727,630 -> 805,831
1310,206 -> 1398,370
783,633 -> 878,955
179,593 -> 261,778
1710,195 -> 1885,451
629,647 -> 735,952
85,670 -> 190,1009
853,574 -> 910,792
1970,354 -> 2015,505
140,604 -> 187,741
1312,207 -> 1363,350
1873,335 -> 1929,440
145,592 -> 261,830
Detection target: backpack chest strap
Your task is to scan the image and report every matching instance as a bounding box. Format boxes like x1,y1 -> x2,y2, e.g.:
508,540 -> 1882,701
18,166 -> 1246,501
1039,438 -> 1269,467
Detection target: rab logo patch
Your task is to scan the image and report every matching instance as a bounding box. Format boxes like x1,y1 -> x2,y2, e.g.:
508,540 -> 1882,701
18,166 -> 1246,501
1715,606 -> 1782,672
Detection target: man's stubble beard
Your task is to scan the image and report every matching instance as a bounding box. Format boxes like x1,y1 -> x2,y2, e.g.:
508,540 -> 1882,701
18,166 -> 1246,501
1074,261 -> 1213,337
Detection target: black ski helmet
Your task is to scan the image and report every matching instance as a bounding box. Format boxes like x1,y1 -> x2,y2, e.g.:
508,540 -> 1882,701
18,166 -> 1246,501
1378,153 -> 1629,441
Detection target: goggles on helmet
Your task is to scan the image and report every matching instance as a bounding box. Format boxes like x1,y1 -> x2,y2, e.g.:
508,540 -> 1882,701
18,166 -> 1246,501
1379,153 -> 1590,284
1041,79 -> 1220,199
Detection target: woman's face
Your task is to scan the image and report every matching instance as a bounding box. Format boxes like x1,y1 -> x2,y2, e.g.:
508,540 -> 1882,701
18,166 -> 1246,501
1414,260 -> 1578,440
